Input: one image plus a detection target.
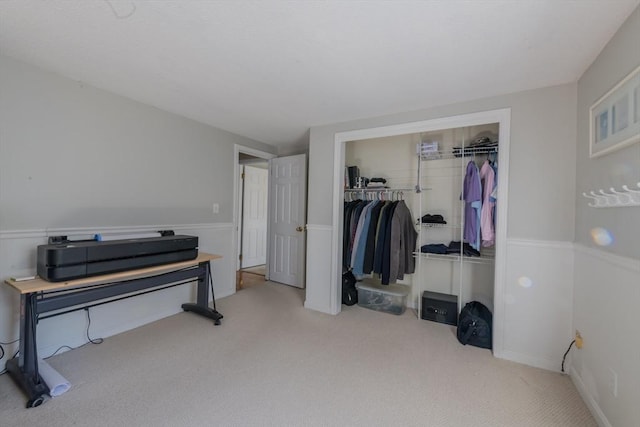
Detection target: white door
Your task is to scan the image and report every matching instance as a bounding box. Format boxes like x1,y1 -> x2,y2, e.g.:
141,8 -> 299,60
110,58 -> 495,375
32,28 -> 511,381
241,165 -> 268,268
268,154 -> 307,288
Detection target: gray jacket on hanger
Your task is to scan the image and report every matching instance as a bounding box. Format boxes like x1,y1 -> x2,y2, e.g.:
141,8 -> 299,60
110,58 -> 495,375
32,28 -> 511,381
389,200 -> 418,283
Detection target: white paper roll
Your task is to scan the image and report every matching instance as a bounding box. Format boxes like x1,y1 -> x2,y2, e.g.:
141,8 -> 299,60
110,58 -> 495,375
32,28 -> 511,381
95,232 -> 162,241
38,359 -> 71,397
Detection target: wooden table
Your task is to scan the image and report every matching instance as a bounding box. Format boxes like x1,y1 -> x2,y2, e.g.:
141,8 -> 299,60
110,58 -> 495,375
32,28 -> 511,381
4,252 -> 223,408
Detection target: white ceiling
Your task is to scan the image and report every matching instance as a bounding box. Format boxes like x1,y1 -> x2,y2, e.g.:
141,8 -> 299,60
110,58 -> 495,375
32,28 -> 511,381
1,1 -> 638,148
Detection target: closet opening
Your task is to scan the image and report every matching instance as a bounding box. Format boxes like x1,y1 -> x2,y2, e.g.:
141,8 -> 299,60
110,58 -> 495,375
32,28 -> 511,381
331,109 -> 511,357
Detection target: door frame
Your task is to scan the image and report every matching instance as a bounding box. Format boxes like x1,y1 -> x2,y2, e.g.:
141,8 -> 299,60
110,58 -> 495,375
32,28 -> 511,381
233,145 -> 277,279
331,108 -> 511,357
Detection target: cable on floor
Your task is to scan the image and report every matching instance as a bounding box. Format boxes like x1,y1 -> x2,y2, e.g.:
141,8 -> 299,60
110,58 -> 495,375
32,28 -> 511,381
0,338 -> 19,362
45,345 -> 75,359
561,339 -> 576,373
85,307 -> 104,345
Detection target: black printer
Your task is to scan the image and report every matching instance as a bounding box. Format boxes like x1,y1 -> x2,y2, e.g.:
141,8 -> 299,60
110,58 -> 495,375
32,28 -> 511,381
37,235 -> 198,282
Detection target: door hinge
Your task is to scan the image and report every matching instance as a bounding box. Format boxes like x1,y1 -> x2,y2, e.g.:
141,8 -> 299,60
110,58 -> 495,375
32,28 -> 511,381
241,172 -> 245,179
239,254 -> 243,261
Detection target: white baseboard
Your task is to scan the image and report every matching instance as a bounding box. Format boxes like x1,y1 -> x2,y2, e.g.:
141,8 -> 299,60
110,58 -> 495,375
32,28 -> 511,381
571,367 -> 612,427
216,288 -> 235,300
304,300 -> 335,315
498,349 -> 562,373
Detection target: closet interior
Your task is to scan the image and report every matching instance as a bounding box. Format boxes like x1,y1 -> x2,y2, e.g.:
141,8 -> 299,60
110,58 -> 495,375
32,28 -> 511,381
343,122 -> 500,321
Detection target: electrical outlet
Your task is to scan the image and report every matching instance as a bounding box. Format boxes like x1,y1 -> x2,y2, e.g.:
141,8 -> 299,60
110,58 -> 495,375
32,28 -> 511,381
213,203 -> 220,214
575,330 -> 583,349
608,368 -> 618,397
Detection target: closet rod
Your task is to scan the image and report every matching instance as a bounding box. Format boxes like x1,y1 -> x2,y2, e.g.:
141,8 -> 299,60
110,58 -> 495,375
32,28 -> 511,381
344,188 -> 414,192
344,188 -> 414,201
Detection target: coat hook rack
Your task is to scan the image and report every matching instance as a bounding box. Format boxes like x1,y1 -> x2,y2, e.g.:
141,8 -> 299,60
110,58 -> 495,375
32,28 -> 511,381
582,182 -> 640,208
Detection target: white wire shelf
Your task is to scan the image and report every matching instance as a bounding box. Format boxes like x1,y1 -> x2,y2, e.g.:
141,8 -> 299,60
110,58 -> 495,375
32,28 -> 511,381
418,223 -> 462,229
419,146 -> 498,161
413,251 -> 495,265
344,187 -> 414,192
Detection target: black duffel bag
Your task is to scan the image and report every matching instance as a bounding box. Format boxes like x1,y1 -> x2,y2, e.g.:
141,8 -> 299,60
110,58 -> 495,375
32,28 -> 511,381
457,301 -> 492,349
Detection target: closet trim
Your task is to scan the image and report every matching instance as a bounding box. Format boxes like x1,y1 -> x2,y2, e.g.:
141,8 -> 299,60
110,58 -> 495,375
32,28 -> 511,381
331,108 -> 511,358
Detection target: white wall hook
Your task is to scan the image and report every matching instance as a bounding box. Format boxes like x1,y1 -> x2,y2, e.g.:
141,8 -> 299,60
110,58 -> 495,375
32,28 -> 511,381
583,182 -> 640,208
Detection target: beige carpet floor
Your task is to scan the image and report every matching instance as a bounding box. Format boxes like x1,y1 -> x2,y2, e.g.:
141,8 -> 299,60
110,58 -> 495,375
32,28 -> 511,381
241,265 -> 266,276
0,282 -> 595,427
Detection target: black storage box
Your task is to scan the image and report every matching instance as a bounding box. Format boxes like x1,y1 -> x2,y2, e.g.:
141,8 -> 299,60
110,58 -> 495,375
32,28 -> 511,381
421,291 -> 458,326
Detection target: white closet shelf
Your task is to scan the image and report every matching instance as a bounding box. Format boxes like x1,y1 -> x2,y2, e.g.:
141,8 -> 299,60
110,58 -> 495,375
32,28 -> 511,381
418,223 -> 462,229
344,188 -> 414,192
413,251 -> 495,265
419,146 -> 498,161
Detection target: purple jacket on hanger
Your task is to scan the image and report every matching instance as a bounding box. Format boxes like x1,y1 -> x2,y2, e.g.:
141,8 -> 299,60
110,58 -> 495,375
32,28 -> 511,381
462,160 -> 482,250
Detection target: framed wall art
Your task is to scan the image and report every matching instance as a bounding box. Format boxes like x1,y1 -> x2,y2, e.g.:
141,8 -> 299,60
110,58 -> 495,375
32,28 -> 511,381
589,64 -> 640,158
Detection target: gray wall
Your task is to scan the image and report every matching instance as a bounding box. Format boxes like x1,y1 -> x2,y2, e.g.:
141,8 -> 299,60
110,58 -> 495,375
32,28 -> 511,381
309,83 -> 578,242
575,7 -> 640,259
0,55 -> 277,367
572,7 -> 640,427
0,55 -> 276,230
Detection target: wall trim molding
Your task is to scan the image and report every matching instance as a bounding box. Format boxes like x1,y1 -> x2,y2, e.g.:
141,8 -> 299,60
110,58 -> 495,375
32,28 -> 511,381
506,238 -> 574,250
574,243 -> 640,272
571,367 -> 612,427
305,224 -> 333,232
0,223 -> 234,240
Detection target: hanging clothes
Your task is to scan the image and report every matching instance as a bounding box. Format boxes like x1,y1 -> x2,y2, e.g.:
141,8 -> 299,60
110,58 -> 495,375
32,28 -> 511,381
479,160 -> 496,247
373,201 -> 394,274
348,200 -> 367,263
343,196 -> 417,285
362,200 -> 386,274
490,161 -> 498,228
343,199 -> 366,269
462,160 -> 482,251
380,201 -> 399,284
388,200 -> 418,283
351,200 -> 378,276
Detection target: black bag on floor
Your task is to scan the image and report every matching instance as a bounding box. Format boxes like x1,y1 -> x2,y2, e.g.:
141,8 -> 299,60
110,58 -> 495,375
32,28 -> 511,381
457,301 -> 492,349
342,271 -> 358,306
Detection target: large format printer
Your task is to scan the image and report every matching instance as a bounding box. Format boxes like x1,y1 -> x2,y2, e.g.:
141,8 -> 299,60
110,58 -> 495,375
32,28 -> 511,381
37,234 -> 199,282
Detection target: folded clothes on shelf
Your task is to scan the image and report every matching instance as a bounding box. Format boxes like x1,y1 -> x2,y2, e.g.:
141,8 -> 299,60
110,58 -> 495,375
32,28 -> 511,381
470,136 -> 496,147
452,141 -> 498,157
420,214 -> 447,224
370,177 -> 387,183
420,241 -> 481,257
366,182 -> 387,188
420,244 -> 449,254
446,241 -> 481,257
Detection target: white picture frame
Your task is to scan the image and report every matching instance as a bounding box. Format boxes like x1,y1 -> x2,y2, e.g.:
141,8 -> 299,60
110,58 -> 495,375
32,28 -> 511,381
589,64 -> 640,158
